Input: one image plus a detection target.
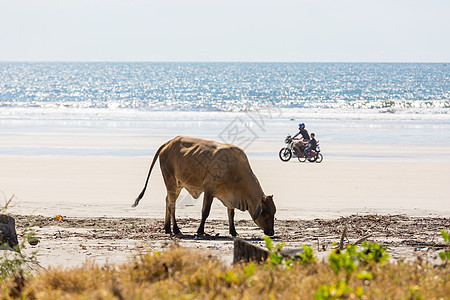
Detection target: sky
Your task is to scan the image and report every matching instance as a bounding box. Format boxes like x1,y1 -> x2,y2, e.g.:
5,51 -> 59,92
0,0 -> 449,62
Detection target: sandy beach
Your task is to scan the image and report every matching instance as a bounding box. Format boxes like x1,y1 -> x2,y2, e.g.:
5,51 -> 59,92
2,151 -> 450,219
2,147 -> 449,269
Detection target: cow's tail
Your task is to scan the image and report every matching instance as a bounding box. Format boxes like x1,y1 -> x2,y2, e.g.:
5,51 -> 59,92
132,142 -> 168,207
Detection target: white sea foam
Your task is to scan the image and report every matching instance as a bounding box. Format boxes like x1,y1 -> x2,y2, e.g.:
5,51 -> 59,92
0,100 -> 449,122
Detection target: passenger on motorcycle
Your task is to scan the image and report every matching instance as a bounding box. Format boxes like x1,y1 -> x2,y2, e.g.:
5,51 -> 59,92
304,133 -> 317,161
291,123 -> 310,157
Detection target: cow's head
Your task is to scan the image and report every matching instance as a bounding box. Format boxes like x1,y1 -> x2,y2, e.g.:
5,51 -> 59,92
252,195 -> 276,236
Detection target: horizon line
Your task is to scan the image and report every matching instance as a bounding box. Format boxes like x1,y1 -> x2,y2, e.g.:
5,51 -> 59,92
0,60 -> 449,64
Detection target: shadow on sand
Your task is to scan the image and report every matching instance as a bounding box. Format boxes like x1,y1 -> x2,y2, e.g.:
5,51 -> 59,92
171,233 -> 280,243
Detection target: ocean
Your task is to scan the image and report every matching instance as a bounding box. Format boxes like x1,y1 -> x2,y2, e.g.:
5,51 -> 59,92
1,62 -> 449,158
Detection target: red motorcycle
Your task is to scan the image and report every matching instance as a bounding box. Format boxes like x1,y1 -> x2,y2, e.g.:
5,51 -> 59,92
299,144 -> 323,163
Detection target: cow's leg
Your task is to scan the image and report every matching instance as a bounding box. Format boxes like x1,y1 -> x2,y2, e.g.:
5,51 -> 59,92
166,188 -> 181,235
227,208 -> 238,237
196,191 -> 214,236
164,196 -> 171,234
161,164 -> 181,235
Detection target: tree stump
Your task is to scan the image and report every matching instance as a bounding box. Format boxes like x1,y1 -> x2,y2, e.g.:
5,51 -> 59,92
233,238 -> 305,264
233,238 -> 268,263
0,215 -> 19,249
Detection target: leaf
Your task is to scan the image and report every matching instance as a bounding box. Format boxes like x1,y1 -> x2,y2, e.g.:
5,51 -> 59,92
222,271 -> 239,283
264,235 -> 273,251
275,241 -> 285,251
440,230 -> 450,243
357,271 -> 373,280
244,262 -> 256,277
355,286 -> 365,297
328,252 -> 342,275
298,245 -> 316,266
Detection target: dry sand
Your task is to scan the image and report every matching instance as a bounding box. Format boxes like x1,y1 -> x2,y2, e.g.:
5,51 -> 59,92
2,155 -> 449,219
1,152 -> 449,269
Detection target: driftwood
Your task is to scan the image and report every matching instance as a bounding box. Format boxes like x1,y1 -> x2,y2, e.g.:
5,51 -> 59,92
0,214 -> 19,249
233,238 -> 304,263
233,238 -> 268,263
279,248 -> 305,257
353,234 -> 372,245
336,225 -> 377,249
339,226 -> 349,250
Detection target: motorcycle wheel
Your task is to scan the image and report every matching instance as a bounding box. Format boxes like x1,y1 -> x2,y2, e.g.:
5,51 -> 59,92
298,155 -> 306,162
279,148 -> 292,162
315,153 -> 323,163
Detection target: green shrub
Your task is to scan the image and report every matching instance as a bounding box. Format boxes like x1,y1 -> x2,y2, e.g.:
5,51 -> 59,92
264,235 -> 293,269
0,195 -> 38,280
313,280 -> 356,300
439,230 -> 450,264
358,241 -> 389,265
298,244 -> 316,266
318,241 -> 389,298
264,236 -> 316,269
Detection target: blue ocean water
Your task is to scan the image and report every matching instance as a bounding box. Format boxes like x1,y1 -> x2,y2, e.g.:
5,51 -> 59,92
0,62 -> 448,114
1,62 -> 449,157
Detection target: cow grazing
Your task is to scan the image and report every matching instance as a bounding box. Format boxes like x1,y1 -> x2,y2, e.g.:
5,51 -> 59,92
132,136 -> 276,236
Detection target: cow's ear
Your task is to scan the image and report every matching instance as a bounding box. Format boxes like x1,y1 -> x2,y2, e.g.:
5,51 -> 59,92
253,201 -> 262,220
265,195 -> 273,201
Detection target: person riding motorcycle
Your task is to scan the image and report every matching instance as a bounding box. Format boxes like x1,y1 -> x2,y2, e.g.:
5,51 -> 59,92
291,123 -> 310,157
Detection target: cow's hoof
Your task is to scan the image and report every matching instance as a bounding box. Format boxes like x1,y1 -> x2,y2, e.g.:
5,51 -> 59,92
173,225 -> 182,235
230,231 -> 238,237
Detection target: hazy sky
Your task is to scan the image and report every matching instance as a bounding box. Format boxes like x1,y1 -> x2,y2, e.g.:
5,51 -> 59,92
0,0 -> 448,62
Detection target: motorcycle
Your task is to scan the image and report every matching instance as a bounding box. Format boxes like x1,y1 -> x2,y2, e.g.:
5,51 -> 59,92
279,135 -> 323,163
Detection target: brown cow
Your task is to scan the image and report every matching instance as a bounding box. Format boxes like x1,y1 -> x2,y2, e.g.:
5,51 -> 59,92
132,136 -> 276,236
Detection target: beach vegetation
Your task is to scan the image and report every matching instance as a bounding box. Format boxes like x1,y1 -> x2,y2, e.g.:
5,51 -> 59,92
0,229 -> 38,280
264,235 -> 316,269
0,194 -> 39,281
0,239 -> 448,299
314,241 -> 389,299
264,235 -> 292,269
439,229 -> 450,265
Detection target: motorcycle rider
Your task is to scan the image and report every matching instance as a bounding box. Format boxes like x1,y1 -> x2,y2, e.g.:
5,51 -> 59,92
292,123 -> 310,157
304,133 -> 317,161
